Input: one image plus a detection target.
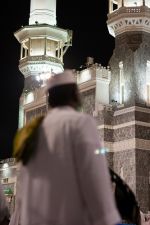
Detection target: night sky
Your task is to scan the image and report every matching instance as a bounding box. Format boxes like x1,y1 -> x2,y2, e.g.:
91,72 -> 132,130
0,0 -> 115,159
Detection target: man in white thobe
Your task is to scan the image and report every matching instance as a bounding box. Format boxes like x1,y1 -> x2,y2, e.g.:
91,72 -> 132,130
19,70 -> 121,225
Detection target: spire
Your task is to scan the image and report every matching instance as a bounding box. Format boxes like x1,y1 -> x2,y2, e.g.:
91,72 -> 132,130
29,0 -> 57,26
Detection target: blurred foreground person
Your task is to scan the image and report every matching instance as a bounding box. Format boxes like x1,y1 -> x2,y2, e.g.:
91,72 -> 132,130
13,70 -> 121,225
0,184 -> 10,225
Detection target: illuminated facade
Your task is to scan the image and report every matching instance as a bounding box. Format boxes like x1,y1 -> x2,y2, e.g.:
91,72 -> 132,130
105,0 -> 150,212
70,0 -> 150,212
1,0 -> 150,215
14,0 -> 72,127
0,0 -> 72,214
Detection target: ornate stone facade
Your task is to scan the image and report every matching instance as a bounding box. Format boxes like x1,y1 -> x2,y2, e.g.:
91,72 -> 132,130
104,2 -> 150,211
93,103 -> 150,211
79,71 -> 150,211
109,31 -> 150,107
81,89 -> 95,115
2,0 -> 150,216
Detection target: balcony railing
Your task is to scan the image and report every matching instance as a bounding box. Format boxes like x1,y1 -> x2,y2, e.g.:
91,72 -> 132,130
108,6 -> 150,20
20,55 -> 62,65
76,66 -> 111,85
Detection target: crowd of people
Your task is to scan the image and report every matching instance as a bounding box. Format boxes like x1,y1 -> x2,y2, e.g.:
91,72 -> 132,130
0,70 -> 147,225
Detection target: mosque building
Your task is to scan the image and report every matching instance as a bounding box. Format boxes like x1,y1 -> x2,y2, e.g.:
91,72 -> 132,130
0,0 -> 150,214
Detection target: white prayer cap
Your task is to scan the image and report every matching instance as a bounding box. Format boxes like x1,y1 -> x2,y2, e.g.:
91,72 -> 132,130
46,70 -> 76,91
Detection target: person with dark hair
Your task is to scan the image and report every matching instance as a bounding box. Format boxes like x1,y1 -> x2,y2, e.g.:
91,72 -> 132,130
13,70 -> 121,225
48,83 -> 81,108
0,184 -> 10,225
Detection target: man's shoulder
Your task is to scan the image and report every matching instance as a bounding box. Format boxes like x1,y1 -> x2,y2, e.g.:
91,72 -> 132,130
69,111 -> 97,129
46,107 -> 95,125
67,110 -> 93,121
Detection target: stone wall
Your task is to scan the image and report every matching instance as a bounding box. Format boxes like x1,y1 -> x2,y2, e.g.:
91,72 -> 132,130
108,28 -> 150,212
112,149 -> 136,193
109,33 -> 134,106
109,32 -> 150,107
80,88 -> 95,115
136,149 -> 150,212
99,106 -> 150,212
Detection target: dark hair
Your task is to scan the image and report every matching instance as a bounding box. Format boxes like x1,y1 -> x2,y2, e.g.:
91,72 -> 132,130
48,83 -> 81,109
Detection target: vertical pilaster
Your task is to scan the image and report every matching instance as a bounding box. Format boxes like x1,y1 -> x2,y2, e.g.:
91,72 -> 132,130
20,45 -> 23,59
109,0 -> 113,13
44,38 -> 47,55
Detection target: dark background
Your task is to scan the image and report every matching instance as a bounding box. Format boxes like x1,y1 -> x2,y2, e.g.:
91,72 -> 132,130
0,0 -> 115,159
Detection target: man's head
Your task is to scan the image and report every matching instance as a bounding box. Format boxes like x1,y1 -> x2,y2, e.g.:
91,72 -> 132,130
46,70 -> 81,109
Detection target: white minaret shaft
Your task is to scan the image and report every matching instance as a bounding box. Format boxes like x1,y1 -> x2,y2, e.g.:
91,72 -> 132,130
29,0 -> 56,26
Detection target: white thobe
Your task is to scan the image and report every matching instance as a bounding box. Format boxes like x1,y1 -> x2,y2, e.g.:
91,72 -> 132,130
20,106 -> 121,225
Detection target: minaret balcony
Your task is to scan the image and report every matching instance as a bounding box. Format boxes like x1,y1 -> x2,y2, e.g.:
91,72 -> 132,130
107,5 -> 150,37
19,55 -> 63,77
14,24 -> 72,77
20,55 -> 62,65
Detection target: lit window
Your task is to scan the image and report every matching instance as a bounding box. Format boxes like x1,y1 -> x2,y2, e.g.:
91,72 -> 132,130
46,39 -> 57,57
119,61 -> 124,104
30,38 -> 45,56
147,84 -> 150,106
3,163 -> 9,169
21,39 -> 29,59
25,92 -> 34,104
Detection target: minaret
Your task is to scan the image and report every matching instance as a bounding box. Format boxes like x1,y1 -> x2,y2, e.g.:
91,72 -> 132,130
29,0 -> 56,26
106,0 -> 150,212
107,0 -> 150,106
14,0 -> 72,127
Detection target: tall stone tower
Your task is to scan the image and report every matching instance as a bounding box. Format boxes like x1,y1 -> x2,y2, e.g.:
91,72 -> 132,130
14,0 -> 72,127
106,0 -> 150,212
